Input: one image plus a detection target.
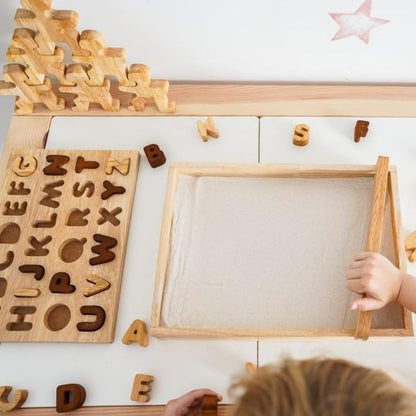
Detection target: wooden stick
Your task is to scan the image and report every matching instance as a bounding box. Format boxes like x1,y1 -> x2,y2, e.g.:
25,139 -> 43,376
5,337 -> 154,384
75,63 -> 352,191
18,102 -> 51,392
354,156 -> 389,340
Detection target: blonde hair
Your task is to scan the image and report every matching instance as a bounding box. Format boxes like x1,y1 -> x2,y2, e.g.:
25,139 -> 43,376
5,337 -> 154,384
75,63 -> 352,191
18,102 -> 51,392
230,358 -> 416,416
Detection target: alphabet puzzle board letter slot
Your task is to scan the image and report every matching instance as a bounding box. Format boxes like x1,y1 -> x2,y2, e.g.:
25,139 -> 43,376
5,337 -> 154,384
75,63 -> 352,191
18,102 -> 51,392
0,149 -> 140,343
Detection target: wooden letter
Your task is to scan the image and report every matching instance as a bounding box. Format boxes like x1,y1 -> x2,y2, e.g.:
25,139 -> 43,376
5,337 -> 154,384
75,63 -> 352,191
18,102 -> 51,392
354,120 -> 370,143
105,158 -> 130,175
43,155 -> 70,175
293,124 -> 310,146
131,374 -> 154,403
0,64 -> 64,114
19,264 -> 45,281
119,63 -> 175,113
75,157 -> 99,173
90,234 -> 117,265
77,306 -> 106,332
56,384 -> 86,413
197,117 -> 220,142
59,64 -> 120,112
13,288 -> 40,298
0,386 -> 28,412
246,362 -> 257,374
84,274 -> 111,298
49,273 -> 76,294
201,395 -> 218,416
122,320 -> 148,347
405,231 -> 416,262
101,181 -> 126,200
143,144 -> 166,168
12,156 -> 37,177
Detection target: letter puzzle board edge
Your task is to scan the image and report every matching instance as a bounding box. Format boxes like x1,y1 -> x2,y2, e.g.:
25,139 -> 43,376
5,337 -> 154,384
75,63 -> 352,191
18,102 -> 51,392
0,148 -> 139,342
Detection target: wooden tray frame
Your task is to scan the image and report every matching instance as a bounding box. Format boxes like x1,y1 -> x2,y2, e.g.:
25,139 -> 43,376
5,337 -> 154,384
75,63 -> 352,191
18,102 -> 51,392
150,162 -> 413,339
2,83 -> 415,414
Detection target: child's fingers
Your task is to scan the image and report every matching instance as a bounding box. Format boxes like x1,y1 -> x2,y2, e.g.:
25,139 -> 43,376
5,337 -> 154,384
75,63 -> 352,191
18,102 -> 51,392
349,260 -> 366,269
346,279 -> 364,294
353,252 -> 373,261
346,268 -> 364,280
349,297 -> 383,311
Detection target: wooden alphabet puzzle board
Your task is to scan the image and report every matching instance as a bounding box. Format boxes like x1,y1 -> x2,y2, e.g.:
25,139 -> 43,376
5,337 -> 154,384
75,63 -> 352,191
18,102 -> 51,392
0,149 -> 139,342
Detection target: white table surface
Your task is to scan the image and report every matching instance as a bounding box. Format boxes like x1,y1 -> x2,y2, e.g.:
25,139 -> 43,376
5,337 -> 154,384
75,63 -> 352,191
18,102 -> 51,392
0,111 -> 415,406
0,116 -> 259,407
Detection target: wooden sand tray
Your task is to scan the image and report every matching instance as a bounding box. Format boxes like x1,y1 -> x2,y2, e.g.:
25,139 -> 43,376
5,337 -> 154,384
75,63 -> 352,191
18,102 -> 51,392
151,161 -> 413,340
0,148 -> 139,342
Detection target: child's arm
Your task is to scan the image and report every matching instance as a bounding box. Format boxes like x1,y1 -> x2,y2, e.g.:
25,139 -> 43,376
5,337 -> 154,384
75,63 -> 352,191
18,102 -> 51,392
162,389 -> 222,416
346,252 -> 416,313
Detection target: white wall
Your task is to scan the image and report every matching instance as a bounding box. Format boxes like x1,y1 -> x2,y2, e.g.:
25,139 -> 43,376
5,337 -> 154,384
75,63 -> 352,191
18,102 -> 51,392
0,0 -> 415,82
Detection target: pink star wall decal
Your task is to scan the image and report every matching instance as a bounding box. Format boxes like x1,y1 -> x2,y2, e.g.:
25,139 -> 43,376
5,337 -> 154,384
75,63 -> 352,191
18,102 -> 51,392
329,0 -> 389,44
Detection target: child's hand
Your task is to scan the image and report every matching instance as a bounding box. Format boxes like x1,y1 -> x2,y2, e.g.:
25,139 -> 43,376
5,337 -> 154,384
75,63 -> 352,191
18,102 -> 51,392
162,389 -> 223,416
346,252 -> 403,311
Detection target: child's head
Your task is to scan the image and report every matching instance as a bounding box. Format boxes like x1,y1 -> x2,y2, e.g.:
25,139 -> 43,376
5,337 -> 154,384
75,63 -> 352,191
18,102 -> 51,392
231,357 -> 416,416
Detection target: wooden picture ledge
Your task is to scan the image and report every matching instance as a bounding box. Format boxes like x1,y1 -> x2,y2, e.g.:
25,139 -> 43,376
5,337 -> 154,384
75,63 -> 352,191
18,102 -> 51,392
10,82 -> 416,117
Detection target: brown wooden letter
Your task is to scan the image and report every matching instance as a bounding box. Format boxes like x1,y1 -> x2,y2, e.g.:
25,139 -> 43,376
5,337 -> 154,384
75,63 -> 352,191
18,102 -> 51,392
90,234 -> 117,265
201,395 -> 219,416
75,157 -> 99,173
43,155 -> 70,175
354,120 -> 370,143
19,264 -> 45,281
144,144 -> 166,168
101,181 -> 126,200
77,306 -> 106,332
56,384 -> 86,413
49,273 -> 76,294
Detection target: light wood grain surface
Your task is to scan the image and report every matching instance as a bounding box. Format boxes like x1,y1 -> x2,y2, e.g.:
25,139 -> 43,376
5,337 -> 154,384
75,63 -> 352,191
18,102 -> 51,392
12,83 -> 416,117
11,405 -> 232,415
354,156 -> 390,340
0,149 -> 140,342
